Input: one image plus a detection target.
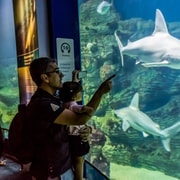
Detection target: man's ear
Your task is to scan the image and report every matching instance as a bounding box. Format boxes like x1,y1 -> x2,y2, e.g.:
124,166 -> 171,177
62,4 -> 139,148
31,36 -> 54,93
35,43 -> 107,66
40,74 -> 49,83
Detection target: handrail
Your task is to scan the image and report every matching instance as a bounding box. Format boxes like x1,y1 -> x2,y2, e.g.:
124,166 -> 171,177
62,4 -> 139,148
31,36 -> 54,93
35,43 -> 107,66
85,159 -> 110,180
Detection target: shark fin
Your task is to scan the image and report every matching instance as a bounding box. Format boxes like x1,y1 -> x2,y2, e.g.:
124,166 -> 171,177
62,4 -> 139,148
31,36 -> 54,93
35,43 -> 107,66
129,92 -> 139,110
153,9 -> 169,35
114,30 -> 124,67
122,121 -> 130,131
142,132 -> 149,137
135,58 -> 141,64
161,138 -> 171,152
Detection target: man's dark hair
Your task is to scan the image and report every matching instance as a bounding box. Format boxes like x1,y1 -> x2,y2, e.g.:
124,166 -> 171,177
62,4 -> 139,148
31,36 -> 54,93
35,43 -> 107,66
30,57 -> 56,86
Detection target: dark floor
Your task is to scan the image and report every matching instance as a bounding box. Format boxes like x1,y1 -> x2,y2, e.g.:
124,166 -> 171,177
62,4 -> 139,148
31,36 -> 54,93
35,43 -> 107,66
0,128 -> 32,179
0,158 -> 31,180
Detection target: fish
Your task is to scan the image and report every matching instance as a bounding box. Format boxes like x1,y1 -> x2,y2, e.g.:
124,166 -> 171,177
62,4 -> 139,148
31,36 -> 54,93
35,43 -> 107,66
97,0 -> 113,15
114,9 -> 180,69
114,92 -> 180,152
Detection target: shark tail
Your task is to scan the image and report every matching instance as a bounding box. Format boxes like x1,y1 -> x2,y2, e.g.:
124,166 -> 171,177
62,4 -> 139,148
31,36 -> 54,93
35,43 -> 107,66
163,121 -> 180,138
114,30 -> 124,67
161,121 -> 180,152
161,138 -> 171,152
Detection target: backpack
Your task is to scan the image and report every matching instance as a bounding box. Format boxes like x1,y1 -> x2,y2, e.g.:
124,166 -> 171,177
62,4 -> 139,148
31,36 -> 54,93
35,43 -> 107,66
8,104 -> 32,163
0,126 -> 3,158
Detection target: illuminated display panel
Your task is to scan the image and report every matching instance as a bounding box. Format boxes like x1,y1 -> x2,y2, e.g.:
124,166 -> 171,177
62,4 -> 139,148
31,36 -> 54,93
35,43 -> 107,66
13,0 -> 39,104
0,0 -> 39,128
78,0 -> 180,179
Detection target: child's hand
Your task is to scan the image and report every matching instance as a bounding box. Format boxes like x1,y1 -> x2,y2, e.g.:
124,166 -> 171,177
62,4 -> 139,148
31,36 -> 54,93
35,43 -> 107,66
72,70 -> 80,82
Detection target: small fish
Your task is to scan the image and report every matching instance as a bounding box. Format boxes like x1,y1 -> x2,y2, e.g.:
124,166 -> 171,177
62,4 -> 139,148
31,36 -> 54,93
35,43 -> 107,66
97,0 -> 113,15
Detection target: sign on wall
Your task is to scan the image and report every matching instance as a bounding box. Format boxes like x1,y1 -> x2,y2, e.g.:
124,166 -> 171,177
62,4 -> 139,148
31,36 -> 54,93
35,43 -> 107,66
56,38 -> 75,82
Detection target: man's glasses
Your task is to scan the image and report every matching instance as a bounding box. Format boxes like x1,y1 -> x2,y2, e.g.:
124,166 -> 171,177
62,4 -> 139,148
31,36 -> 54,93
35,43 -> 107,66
45,68 -> 63,75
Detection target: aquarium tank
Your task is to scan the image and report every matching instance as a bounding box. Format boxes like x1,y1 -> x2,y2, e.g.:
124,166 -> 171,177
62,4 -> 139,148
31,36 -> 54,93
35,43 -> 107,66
0,1 -> 19,129
78,0 -> 180,179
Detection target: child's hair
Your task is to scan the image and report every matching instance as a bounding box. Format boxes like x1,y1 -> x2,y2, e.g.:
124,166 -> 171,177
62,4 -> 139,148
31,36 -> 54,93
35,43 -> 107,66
60,81 -> 82,102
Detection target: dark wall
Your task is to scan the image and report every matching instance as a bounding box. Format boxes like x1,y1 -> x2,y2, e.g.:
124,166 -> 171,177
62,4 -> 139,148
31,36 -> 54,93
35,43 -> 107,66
48,0 -> 81,69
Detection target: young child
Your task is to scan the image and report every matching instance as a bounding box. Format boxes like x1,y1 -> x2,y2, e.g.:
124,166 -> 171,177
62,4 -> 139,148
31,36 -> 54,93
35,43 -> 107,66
60,70 -> 93,180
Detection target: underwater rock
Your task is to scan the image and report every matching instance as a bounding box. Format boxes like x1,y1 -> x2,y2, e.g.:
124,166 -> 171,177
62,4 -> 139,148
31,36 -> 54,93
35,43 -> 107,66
0,92 -> 18,106
90,44 -> 99,54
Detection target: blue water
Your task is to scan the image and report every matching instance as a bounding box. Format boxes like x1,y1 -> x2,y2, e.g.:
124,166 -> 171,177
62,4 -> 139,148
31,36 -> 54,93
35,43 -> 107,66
78,0 -> 180,179
114,0 -> 180,21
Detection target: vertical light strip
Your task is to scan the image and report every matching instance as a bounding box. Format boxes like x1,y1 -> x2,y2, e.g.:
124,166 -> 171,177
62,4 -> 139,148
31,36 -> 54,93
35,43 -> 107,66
13,0 -> 39,104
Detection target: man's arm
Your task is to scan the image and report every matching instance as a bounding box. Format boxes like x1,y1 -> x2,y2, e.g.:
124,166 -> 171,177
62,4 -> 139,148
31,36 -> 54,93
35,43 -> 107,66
54,74 -> 115,125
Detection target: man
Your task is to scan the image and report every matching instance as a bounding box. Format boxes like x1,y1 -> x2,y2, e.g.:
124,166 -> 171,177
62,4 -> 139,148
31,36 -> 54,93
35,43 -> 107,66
25,57 -> 113,179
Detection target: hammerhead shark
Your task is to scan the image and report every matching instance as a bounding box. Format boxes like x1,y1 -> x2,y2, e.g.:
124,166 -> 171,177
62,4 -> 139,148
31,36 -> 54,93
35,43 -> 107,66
114,9 -> 180,69
114,92 -> 180,151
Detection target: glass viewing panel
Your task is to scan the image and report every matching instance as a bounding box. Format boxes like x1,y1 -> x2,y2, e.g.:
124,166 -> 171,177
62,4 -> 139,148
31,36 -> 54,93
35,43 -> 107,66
0,1 -> 19,129
78,0 -> 180,179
